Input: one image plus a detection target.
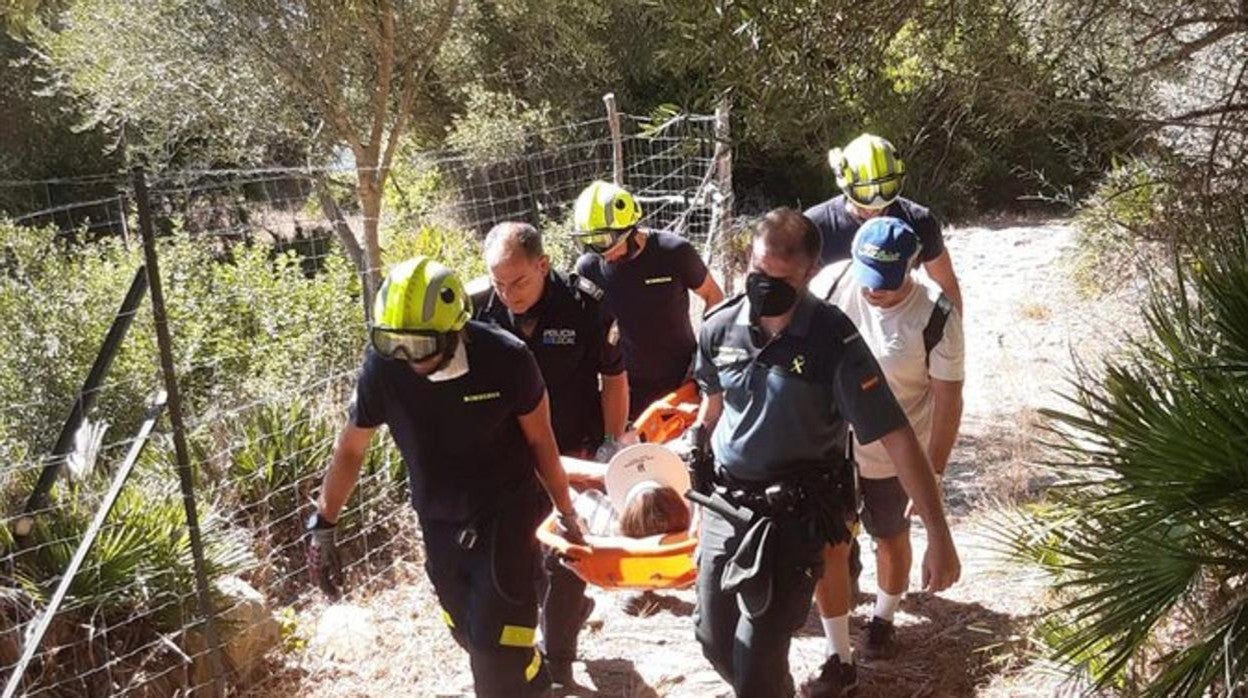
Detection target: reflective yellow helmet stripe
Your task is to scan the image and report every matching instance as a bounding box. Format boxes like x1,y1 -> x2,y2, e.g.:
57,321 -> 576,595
378,257 -> 421,329
421,265 -> 452,325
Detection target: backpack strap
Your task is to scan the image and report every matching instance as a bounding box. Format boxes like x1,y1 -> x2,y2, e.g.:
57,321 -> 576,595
922,294 -> 953,367
821,263 -> 853,302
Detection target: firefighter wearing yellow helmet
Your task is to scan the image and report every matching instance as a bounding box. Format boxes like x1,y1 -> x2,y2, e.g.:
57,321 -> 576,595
307,255 -> 588,697
571,180 -> 725,419
805,133 -> 963,312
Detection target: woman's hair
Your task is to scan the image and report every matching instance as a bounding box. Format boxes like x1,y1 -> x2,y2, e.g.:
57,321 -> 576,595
618,485 -> 692,538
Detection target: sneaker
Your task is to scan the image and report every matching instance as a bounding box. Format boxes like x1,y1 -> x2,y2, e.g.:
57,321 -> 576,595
860,616 -> 898,661
802,656 -> 858,697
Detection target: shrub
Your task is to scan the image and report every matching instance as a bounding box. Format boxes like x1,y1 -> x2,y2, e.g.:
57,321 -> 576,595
0,220 -> 364,461
994,217 -> 1248,695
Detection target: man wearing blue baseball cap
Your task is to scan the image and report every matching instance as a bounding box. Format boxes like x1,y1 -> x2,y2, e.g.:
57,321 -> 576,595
806,217 -> 965,679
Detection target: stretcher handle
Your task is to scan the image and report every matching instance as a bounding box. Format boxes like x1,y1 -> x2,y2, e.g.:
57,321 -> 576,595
685,489 -> 755,527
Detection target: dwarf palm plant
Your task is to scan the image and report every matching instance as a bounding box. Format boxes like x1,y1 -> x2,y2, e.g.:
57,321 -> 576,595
997,224 -> 1248,695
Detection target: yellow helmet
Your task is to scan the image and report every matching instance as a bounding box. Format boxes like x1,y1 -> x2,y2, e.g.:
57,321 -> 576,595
828,134 -> 907,209
572,181 -> 642,253
370,256 -> 470,362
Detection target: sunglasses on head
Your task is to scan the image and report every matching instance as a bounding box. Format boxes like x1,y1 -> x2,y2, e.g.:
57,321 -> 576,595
370,327 -> 450,363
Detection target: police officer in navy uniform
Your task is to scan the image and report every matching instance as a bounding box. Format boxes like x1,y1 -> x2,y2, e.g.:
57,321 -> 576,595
687,209 -> 960,697
473,222 -> 629,458
471,221 -> 628,685
572,181 -> 724,418
305,256 -> 588,698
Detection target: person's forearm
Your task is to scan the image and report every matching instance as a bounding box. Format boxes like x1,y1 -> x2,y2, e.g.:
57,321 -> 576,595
601,372 -> 629,439
882,426 -> 952,539
696,276 -> 725,309
923,254 -> 963,315
695,391 -> 723,432
317,432 -> 368,522
533,440 -> 577,515
927,390 -> 963,476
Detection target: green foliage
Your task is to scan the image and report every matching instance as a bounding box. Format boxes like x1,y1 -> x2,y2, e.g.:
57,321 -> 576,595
0,30 -> 117,202
995,220 -> 1248,695
1072,156 -> 1179,295
445,87 -> 561,164
0,220 -> 364,462
382,224 -> 485,283
5,470 -> 254,632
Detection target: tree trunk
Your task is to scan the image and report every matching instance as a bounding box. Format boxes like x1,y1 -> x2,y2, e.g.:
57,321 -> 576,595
314,177 -> 365,273
356,165 -> 385,319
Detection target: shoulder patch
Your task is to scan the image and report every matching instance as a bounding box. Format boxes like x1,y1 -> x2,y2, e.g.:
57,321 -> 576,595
572,273 -> 604,301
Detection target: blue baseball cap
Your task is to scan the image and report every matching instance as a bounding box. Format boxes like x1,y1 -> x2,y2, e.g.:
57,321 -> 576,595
851,217 -> 921,291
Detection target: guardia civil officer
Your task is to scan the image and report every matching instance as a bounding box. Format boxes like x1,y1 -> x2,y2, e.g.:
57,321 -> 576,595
687,209 -> 960,697
572,181 -> 724,418
305,256 -> 588,697
471,222 -> 628,685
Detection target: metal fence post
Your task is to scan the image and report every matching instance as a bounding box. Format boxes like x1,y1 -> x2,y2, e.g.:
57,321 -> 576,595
714,98 -> 735,295
130,166 -> 227,698
603,93 -> 625,185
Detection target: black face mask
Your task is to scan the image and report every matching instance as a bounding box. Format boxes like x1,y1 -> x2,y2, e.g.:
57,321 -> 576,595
746,272 -> 798,318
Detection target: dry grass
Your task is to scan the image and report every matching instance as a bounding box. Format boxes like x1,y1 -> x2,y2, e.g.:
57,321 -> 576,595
1017,302 -> 1052,321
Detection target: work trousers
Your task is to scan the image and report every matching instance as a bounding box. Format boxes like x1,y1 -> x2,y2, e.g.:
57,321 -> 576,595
422,491 -> 551,698
694,507 -> 825,698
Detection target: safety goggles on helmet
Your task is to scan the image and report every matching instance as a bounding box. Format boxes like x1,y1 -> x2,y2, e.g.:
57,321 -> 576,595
844,173 -> 906,209
573,228 -> 627,254
370,327 -> 451,363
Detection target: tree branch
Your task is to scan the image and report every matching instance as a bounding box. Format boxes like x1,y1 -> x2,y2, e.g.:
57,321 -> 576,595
1133,22 -> 1244,75
365,0 -> 396,165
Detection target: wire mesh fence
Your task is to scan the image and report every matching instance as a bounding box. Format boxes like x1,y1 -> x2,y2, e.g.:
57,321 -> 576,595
0,105 -> 729,696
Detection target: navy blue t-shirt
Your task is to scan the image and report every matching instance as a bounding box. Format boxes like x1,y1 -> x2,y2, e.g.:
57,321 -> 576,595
473,270 -> 624,455
575,230 -> 708,412
804,195 -> 945,267
349,321 -> 546,522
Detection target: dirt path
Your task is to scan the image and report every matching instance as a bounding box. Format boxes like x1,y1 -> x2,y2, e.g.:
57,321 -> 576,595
263,218 -> 1144,697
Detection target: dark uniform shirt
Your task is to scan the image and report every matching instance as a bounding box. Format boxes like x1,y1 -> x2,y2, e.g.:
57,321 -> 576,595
575,230 -> 709,411
804,195 -> 945,268
472,270 -> 625,455
350,321 -> 546,522
694,293 -> 908,482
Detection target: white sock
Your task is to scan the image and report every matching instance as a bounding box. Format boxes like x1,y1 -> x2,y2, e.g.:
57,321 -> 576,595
873,591 -> 903,623
821,615 -> 852,662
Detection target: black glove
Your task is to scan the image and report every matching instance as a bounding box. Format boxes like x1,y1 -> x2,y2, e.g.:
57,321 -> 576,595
556,512 -> 588,547
682,424 -> 715,495
305,512 -> 343,600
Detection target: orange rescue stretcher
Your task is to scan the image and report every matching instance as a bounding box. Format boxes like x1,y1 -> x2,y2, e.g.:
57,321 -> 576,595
536,381 -> 701,590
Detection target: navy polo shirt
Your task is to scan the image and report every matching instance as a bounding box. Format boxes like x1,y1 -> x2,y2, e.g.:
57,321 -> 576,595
473,270 -> 625,455
575,230 -> 709,408
694,293 -> 909,482
349,321 -> 546,522
804,195 -> 945,268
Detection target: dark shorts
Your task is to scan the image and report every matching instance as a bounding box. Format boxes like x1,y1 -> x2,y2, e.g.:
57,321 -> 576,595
860,476 -> 910,539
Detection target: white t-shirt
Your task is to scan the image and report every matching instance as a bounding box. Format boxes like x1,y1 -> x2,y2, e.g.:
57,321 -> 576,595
809,262 -> 965,479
